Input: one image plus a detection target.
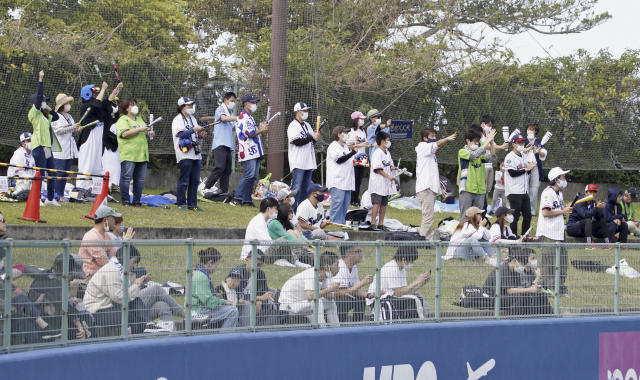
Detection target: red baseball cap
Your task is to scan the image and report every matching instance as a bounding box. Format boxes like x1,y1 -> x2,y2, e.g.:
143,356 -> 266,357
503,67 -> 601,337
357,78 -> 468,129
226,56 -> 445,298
585,184 -> 598,192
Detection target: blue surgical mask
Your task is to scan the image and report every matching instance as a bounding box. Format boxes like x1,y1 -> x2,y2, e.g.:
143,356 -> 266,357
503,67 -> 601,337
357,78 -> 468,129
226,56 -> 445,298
427,138 -> 437,143
315,194 -> 325,202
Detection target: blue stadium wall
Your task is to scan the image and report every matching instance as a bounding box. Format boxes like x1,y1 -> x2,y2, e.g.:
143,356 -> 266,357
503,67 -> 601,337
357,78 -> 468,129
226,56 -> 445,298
1,316 -> 639,379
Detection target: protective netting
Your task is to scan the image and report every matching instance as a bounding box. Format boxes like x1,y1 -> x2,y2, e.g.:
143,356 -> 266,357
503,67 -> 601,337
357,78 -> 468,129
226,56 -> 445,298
0,1 -> 638,170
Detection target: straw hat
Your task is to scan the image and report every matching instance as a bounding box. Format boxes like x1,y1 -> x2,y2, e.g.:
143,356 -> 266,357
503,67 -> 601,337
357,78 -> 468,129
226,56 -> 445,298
55,93 -> 74,112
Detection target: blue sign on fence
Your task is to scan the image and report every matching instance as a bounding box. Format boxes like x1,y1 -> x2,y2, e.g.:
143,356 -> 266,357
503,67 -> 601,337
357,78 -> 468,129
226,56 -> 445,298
389,120 -> 413,140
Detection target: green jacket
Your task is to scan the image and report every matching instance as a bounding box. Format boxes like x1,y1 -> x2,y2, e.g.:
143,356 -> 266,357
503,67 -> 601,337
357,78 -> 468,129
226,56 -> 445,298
28,105 -> 61,152
457,147 -> 487,194
268,219 -> 308,242
621,200 -> 635,221
191,270 -> 226,313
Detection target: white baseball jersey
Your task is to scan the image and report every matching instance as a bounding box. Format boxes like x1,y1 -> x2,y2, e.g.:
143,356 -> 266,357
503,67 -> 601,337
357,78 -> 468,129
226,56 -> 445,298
536,186 -> 566,241
504,151 -> 529,197
287,119 -> 317,170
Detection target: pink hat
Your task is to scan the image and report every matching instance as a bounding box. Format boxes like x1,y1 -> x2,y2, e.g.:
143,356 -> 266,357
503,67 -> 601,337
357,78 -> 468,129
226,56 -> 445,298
350,111 -> 366,120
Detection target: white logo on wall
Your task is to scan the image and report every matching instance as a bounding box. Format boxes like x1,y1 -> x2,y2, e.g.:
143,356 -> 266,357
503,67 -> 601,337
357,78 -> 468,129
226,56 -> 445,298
362,358 -> 495,380
608,369 -> 639,380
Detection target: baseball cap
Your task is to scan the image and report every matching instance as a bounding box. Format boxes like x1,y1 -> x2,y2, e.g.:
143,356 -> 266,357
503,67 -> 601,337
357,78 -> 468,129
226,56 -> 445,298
307,183 -> 328,194
227,267 -> 243,279
465,206 -> 485,219
293,102 -> 311,112
241,94 -> 260,104
94,204 -> 122,220
367,109 -> 381,118
585,184 -> 598,192
511,134 -> 526,144
177,96 -> 195,106
548,167 -> 570,182
19,132 -> 32,142
277,188 -> 298,201
350,111 -> 366,120
495,206 -> 515,218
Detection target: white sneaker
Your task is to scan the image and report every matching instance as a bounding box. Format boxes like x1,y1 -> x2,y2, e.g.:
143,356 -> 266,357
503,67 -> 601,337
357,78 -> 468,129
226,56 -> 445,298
191,311 -> 211,323
43,199 -> 61,207
143,322 -> 171,333
156,320 -> 175,332
620,259 -> 640,279
485,256 -> 498,267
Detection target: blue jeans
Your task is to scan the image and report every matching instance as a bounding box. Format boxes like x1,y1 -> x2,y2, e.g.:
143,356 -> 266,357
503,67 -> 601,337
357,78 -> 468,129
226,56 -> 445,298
329,188 -> 351,224
54,158 -> 73,199
120,161 -> 147,204
291,168 -> 313,212
234,158 -> 260,203
31,146 -> 55,201
453,237 -> 495,259
177,159 -> 201,208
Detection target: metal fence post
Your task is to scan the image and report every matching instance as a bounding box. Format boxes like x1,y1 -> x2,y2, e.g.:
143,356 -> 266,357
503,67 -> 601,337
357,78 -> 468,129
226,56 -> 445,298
494,254 -> 501,319
185,239 -> 194,333
374,240 -> 382,323
2,239 -> 14,350
250,240 -> 258,328
61,239 -> 70,344
231,82 -> 239,174
313,241 -> 321,327
554,242 -> 561,316
614,243 -> 621,315
121,241 -> 130,338
434,243 -> 442,320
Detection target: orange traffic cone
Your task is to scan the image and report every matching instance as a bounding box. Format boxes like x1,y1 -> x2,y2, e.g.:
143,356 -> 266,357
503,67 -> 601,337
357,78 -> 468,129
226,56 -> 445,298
20,172 -> 46,223
82,172 -> 110,220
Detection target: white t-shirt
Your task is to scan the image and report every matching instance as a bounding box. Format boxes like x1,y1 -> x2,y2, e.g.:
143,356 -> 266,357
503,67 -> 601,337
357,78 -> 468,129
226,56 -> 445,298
333,259 -> 360,289
536,186 -> 566,241
504,151 -> 529,197
297,199 -> 325,228
287,119 -> 317,170
279,268 -> 330,306
326,141 -> 355,191
240,213 -> 272,260
489,223 -> 516,242
366,259 -> 406,305
8,147 -> 35,178
172,113 -> 202,163
368,148 -> 393,196
347,128 -> 367,156
415,141 -> 439,194
443,223 -> 491,259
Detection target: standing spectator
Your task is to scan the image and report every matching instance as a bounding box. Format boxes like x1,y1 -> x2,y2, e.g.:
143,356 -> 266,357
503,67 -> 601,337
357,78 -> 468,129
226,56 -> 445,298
116,98 -> 154,206
327,126 -> 356,225
443,207 -> 495,264
536,167 -> 572,296
489,160 -> 507,214
347,111 -> 369,206
8,132 -> 35,196
297,184 -> 332,239
287,102 -> 319,211
191,247 -> 239,328
28,70 -> 61,206
193,79 -> 217,123
457,126 -> 496,220
230,94 -> 268,207
504,134 -> 536,235
102,98 -> 121,192
604,188 -> 629,244
333,245 -> 374,322
202,92 -> 237,196
172,96 -> 205,211
369,132 -> 395,231
415,128 -> 456,239
366,109 -> 390,158
622,189 -> 640,236
366,246 -> 431,320
279,251 -> 340,326
479,115 -> 508,199
566,184 -> 609,247
78,205 -> 120,278
525,123 -> 547,216
52,93 -> 80,200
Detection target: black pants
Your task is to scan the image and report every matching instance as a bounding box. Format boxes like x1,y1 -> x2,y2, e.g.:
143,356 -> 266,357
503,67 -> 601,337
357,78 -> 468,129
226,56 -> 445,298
566,218 -> 609,239
205,146 -> 232,193
507,194 -> 532,235
608,220 -> 629,243
335,295 -> 366,322
352,166 -> 365,204
93,298 -> 149,338
502,293 -> 553,316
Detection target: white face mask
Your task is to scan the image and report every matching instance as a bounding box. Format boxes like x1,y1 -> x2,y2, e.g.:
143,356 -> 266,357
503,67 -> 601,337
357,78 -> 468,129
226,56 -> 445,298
268,209 -> 277,220
358,119 -> 365,127
386,141 -> 391,149
325,270 -> 332,278
130,105 -> 139,115
406,263 -> 414,270
104,221 -> 110,233
227,101 -> 236,110
505,214 -> 514,224
529,259 -> 538,269
248,103 -> 257,113
186,107 -> 196,116
527,132 -> 535,140
556,179 -> 567,189
483,125 -> 491,133
301,112 -> 309,121
469,143 -> 479,151
63,103 -> 71,113
112,106 -> 119,114
374,119 -> 381,126
516,145 -> 525,153
41,102 -> 50,111
514,264 -> 525,274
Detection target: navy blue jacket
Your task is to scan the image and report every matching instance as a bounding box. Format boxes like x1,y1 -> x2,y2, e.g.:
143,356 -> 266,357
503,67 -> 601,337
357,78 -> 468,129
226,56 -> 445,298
604,187 -> 624,222
567,194 -> 603,224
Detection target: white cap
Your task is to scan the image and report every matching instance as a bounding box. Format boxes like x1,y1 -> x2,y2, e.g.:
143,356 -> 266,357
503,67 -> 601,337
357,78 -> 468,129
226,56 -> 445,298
548,167 -> 569,182
19,132 -> 32,142
177,96 -> 195,107
293,102 -> 311,112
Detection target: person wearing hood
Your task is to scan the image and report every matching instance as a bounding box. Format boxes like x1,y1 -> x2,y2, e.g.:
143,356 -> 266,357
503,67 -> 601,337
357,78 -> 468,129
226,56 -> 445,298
102,96 -> 122,192
76,81 -> 122,193
604,187 -> 629,243
566,184 -> 609,247
52,93 -> 81,200
28,70 -> 62,206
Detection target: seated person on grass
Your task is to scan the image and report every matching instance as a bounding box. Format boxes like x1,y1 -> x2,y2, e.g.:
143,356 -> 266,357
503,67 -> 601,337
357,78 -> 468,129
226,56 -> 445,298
241,197 -> 293,266
269,202 -> 313,267
604,188 -> 629,243
296,183 -> 333,240
566,184 -> 609,247
622,189 -> 640,236
333,244 -> 374,323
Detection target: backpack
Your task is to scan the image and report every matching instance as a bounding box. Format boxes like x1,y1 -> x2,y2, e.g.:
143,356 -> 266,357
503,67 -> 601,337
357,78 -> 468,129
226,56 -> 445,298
384,231 -> 425,241
458,285 -> 493,309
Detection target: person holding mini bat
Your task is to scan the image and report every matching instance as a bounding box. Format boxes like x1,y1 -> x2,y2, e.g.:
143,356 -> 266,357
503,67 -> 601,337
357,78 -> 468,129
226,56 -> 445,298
52,92 -> 82,200
524,123 -> 549,216
566,184 -> 609,248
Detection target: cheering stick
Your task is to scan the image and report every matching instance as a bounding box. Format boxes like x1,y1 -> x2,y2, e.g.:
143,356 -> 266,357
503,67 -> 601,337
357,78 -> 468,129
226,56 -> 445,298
573,194 -> 594,206
502,126 -> 510,143
507,128 -> 521,143
569,193 -> 581,207
145,116 -> 163,129
113,61 -> 121,82
267,112 -> 281,123
78,107 -> 92,125
78,120 -> 100,130
265,106 -> 271,122
94,64 -> 104,82
315,115 -> 322,133
540,131 -> 552,146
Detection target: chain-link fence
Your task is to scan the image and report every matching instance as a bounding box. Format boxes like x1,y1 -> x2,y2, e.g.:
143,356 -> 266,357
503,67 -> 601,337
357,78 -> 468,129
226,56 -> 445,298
2,238 -> 639,352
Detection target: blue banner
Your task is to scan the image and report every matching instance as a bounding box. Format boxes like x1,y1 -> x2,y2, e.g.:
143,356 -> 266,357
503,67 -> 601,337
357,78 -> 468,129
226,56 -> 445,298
389,120 -> 413,140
